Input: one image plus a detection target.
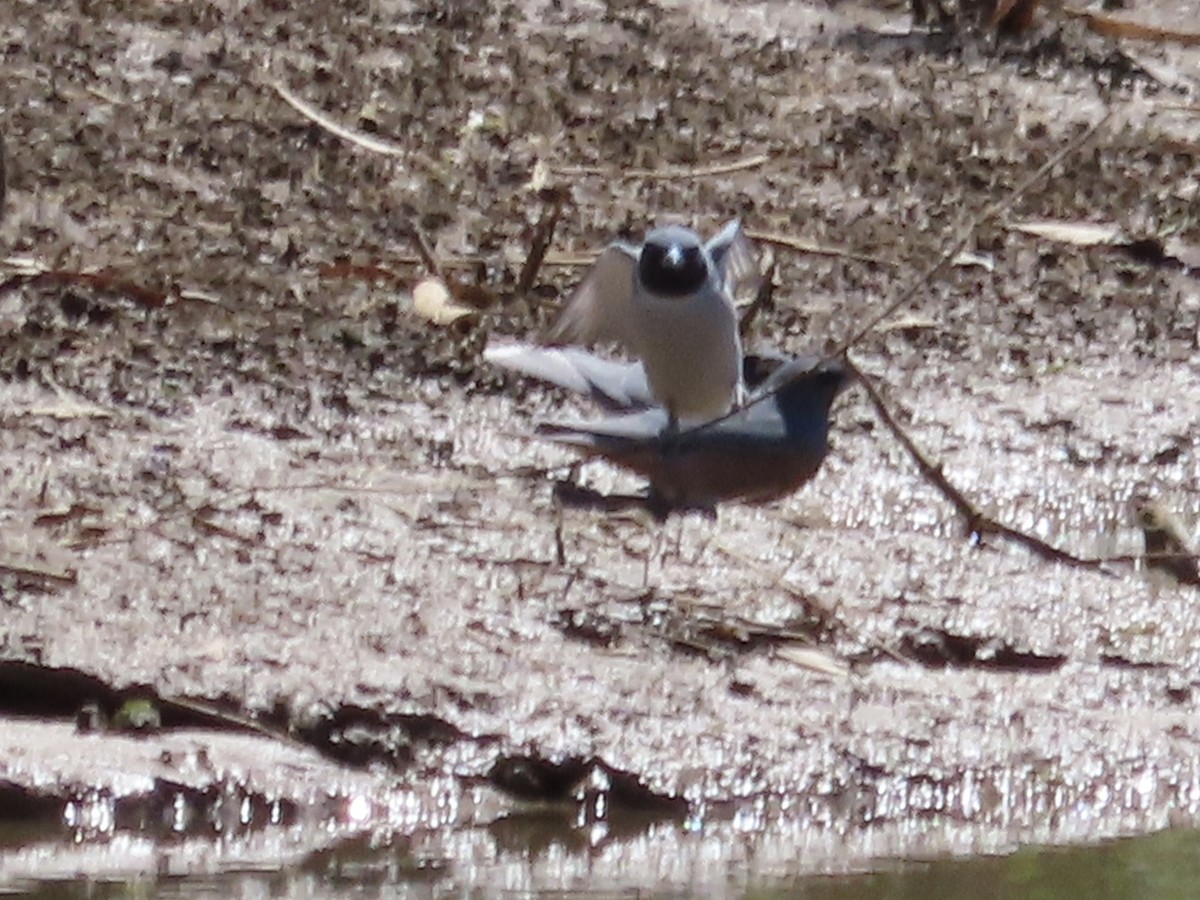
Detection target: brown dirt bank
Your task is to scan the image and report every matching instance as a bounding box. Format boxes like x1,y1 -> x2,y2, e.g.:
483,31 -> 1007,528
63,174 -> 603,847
1,0 -> 1199,892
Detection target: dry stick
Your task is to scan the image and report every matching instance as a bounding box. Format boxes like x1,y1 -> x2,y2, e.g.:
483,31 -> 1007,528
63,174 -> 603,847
828,112 -> 1111,360
0,559 -> 77,586
1063,7 -> 1200,46
517,194 -> 565,297
737,252 -> 778,337
271,80 -> 408,156
832,117 -> 1119,570
287,90 -> 433,281
844,357 -> 1111,572
541,252 -> 597,268
690,115 -> 1115,570
157,694 -> 313,749
840,117 -> 1122,570
693,116 -> 1113,434
406,222 -> 442,278
386,251 -> 595,270
553,152 -> 771,181
747,230 -> 898,268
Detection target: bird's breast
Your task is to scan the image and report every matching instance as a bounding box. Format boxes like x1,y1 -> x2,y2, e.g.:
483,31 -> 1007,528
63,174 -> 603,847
628,286 -> 741,419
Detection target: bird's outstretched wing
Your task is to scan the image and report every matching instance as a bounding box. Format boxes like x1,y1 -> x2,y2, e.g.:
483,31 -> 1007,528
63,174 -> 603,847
483,338 -> 656,411
545,242 -> 639,348
706,219 -> 760,300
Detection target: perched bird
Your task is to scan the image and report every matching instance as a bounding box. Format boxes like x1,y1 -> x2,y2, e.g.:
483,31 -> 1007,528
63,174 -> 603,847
1136,499 -> 1200,587
485,340 -> 849,517
547,220 -> 757,427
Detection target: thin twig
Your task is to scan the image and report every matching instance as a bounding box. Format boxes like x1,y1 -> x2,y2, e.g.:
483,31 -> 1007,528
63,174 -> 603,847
158,695 -> 310,749
0,559 -> 77,586
553,152 -> 770,181
517,193 -> 565,296
552,480 -> 652,515
746,230 -> 898,268
828,112 -> 1112,359
1063,7 -> 1200,46
271,80 -> 408,156
382,251 -> 596,270
686,112 -> 1113,437
738,251 -> 777,337
542,252 -> 598,267
406,222 -> 442,278
845,356 -> 1113,572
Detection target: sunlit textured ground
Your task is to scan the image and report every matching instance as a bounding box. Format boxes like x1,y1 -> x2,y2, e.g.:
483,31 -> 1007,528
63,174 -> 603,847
1,0 -> 1199,894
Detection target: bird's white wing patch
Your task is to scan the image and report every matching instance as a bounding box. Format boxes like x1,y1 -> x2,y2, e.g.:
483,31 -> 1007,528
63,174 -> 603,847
545,242 -> 638,349
707,219 -> 760,301
483,338 -> 597,396
483,338 -> 655,410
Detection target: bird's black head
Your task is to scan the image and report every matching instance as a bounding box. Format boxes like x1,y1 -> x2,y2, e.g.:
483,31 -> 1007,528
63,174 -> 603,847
637,227 -> 709,297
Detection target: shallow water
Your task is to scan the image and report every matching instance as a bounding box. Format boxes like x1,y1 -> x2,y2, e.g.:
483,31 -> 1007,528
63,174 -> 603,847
5,826 -> 1200,899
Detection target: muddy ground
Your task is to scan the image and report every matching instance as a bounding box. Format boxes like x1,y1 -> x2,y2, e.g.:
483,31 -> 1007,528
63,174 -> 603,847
1,0 -> 1199,894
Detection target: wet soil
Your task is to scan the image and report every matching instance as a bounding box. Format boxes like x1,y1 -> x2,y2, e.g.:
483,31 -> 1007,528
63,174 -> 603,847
1,0 -> 1199,893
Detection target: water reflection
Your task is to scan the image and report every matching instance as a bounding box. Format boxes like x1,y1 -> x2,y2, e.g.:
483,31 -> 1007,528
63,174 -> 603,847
6,828 -> 1200,899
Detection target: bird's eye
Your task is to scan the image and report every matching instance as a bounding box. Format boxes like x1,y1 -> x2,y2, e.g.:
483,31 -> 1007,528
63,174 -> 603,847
638,240 -> 708,297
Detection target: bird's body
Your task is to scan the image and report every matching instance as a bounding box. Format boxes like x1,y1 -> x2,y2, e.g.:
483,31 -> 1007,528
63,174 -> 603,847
485,339 -> 849,517
536,358 -> 848,513
629,271 -> 742,423
547,220 -> 757,425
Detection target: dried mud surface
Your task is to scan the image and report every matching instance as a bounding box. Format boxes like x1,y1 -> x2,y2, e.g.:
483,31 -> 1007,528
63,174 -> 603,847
1,0 -> 1199,894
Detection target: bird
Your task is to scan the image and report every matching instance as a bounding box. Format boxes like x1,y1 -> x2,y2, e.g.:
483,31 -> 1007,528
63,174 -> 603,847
1135,498 -> 1200,587
485,340 -> 850,518
546,220 -> 758,429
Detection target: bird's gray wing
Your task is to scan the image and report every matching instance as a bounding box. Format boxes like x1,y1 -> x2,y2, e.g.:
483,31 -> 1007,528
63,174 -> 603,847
483,338 -> 656,410
706,219 -> 760,300
545,242 -> 639,348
